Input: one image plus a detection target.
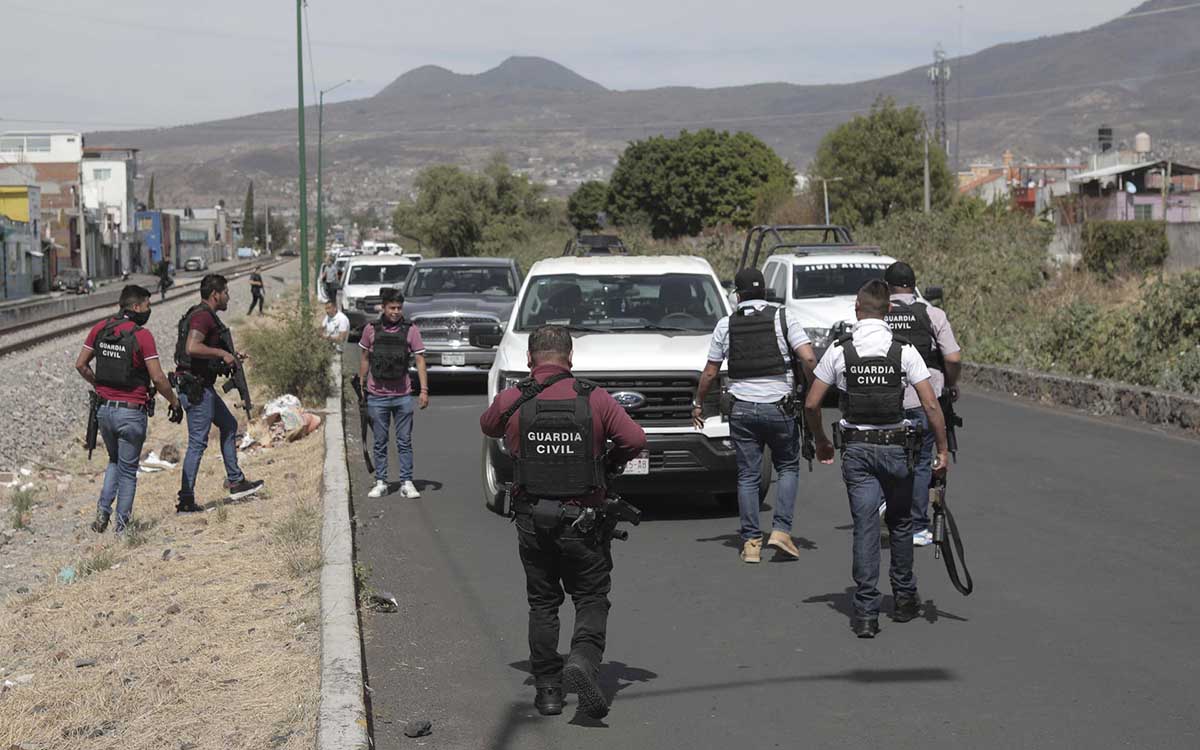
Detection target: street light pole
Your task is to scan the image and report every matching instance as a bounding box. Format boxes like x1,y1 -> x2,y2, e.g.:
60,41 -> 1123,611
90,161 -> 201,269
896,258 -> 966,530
817,177 -> 843,224
296,0 -> 309,301
317,79 -> 351,285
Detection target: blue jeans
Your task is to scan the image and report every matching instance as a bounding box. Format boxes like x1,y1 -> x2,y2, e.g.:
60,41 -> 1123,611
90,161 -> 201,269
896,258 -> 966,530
905,408 -> 936,533
730,399 -> 800,541
368,394 -> 415,482
842,443 -> 917,618
179,385 -> 244,501
97,405 -> 148,531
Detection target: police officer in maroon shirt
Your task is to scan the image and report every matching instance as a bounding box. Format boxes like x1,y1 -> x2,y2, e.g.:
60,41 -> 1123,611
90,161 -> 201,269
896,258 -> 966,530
75,285 -> 183,534
480,325 -> 647,720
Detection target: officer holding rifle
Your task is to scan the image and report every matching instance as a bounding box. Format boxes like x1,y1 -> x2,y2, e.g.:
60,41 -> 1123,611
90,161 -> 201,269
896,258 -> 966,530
172,274 -> 263,512
804,280 -> 949,639
480,325 -> 646,720
694,268 -> 817,564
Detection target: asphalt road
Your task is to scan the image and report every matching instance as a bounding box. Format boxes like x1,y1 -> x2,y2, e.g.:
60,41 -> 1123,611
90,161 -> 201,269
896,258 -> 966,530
344,348 -> 1200,750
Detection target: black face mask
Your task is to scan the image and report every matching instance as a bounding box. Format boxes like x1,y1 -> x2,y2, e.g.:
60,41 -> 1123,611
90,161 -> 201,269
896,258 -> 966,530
127,309 -> 151,326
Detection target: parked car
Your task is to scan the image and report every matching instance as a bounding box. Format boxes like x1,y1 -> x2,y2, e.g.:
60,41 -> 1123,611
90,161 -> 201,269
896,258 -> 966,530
340,255 -> 417,332
236,246 -> 255,259
279,247 -> 299,257
473,254 -> 751,509
183,256 -> 209,272
401,257 -> 522,376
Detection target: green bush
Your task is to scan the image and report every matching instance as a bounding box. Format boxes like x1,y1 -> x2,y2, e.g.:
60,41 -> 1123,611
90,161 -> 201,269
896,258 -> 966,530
243,303 -> 333,406
1081,221 -> 1168,278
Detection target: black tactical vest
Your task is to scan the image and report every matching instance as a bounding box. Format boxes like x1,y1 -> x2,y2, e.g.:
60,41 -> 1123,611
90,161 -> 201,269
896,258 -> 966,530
728,305 -> 787,380
838,339 -> 906,425
511,377 -> 605,500
369,320 -> 411,380
174,303 -> 229,382
884,300 -> 940,369
94,316 -> 149,390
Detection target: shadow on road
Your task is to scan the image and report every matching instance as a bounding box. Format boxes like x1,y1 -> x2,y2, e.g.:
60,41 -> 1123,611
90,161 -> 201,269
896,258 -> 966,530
694,532 -> 818,557
803,587 -> 969,625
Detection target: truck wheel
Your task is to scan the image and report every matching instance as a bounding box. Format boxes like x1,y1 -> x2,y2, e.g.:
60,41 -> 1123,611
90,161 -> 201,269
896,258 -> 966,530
481,438 -> 505,511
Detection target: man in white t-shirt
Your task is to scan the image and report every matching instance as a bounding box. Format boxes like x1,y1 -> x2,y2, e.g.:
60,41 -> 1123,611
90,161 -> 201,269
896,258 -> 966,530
694,268 -> 817,564
321,300 -> 350,352
804,279 -> 948,639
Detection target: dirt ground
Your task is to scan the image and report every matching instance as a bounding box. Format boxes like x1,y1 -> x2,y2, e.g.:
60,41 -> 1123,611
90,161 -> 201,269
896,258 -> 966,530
0,307 -> 326,750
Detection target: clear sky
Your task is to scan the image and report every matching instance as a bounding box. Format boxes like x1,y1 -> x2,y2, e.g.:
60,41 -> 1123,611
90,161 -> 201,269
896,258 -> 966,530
2,0 -> 1142,131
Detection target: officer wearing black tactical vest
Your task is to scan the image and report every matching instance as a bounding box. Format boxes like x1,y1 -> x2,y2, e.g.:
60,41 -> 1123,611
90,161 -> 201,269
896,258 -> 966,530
804,280 -> 949,638
75,285 -> 183,534
173,274 -> 264,512
882,261 -> 962,546
480,325 -> 647,719
694,267 -> 817,564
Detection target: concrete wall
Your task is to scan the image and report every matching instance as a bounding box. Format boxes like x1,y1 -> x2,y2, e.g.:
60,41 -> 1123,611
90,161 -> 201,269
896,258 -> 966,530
1166,223 -> 1200,272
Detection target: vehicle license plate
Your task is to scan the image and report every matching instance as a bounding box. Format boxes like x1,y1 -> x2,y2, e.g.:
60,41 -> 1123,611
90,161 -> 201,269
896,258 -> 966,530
443,353 -> 466,366
624,451 -> 650,475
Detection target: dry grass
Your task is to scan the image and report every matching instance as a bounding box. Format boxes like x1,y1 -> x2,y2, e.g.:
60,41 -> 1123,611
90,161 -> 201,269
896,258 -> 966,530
0,301 -> 326,750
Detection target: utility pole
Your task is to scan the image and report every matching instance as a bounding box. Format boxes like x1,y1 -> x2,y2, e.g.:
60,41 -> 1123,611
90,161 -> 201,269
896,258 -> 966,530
296,0 -> 309,300
924,131 -> 932,214
318,79 -> 352,284
928,44 -> 951,155
266,204 -> 271,255
817,177 -> 843,224
76,164 -> 88,278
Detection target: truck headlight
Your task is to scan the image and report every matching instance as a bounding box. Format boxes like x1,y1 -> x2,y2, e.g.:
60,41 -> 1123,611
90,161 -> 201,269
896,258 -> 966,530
804,327 -> 832,350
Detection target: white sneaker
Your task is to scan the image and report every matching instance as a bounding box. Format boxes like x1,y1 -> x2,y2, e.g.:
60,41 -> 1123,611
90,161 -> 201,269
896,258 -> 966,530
367,480 -> 388,498
400,481 -> 421,499
913,529 -> 934,547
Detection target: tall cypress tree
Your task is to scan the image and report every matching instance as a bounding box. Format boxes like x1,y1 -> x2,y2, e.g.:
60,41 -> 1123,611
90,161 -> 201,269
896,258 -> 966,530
147,174 -> 156,209
242,181 -> 256,247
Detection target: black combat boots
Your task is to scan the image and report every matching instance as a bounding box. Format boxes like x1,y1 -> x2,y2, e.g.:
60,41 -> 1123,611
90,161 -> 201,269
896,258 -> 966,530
563,651 -> 608,719
534,685 -> 564,716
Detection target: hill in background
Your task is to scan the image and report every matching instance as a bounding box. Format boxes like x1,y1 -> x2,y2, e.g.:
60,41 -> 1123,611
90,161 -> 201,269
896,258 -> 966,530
95,1 -> 1200,213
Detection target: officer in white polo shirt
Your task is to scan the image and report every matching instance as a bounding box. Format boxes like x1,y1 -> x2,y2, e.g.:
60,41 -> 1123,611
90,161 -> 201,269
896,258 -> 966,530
804,279 -> 949,639
694,268 -> 817,564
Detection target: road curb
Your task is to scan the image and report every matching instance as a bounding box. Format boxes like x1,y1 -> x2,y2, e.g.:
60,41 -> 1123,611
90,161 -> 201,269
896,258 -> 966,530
318,358 -> 370,749
964,361 -> 1200,434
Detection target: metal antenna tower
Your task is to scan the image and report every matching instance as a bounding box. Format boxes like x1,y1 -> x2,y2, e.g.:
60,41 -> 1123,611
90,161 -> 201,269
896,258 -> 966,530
928,44 -> 951,155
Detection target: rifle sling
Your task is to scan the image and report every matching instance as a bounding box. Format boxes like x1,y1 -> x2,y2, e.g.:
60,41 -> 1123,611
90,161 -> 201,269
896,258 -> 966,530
936,494 -> 974,596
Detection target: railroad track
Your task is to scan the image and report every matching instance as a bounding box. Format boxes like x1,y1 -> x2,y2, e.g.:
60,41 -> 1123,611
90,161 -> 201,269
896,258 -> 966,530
0,259 -> 291,359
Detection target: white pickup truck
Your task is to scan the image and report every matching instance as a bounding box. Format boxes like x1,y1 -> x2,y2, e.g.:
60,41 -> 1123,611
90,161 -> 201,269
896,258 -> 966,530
471,255 -> 771,509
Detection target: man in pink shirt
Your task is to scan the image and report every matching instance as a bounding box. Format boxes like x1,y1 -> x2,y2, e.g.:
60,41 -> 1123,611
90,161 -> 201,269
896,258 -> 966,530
358,287 -> 429,498
75,285 -> 183,534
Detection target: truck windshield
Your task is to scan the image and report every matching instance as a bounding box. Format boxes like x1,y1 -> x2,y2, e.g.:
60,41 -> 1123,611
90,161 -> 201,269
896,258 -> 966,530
348,264 -> 411,285
792,263 -> 889,299
515,273 -> 724,332
407,266 -> 514,297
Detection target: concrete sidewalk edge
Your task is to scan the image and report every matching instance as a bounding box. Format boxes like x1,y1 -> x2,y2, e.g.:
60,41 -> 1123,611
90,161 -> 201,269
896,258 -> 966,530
317,358 -> 370,749
964,361 -> 1200,435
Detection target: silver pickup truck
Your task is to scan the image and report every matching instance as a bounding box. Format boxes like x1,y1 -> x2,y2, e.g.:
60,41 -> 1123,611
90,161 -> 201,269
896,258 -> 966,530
401,257 -> 522,377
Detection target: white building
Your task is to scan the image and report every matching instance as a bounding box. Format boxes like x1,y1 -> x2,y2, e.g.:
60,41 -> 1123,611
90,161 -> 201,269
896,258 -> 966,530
0,131 -> 83,163
82,146 -> 140,273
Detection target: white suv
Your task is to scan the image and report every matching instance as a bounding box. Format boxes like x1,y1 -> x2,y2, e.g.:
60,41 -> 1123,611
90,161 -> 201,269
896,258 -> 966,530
473,255 -> 767,508
340,255 -> 416,333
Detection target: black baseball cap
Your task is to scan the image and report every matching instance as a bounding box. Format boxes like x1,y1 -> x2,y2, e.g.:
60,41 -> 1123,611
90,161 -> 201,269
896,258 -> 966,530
884,261 -> 917,288
734,268 -> 766,293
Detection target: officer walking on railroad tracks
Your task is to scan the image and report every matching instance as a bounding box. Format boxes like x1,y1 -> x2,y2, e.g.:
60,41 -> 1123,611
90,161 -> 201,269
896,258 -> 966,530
358,287 -> 429,499
693,267 -> 817,563
479,325 -> 647,719
883,261 -> 961,546
74,285 -> 184,534
803,279 -> 949,638
173,274 -> 264,512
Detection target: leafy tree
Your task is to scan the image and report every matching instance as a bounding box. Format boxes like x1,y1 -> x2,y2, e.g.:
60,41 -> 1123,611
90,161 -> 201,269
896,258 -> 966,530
809,97 -> 953,227
241,181 -> 257,247
146,174 -> 156,210
393,157 -> 550,257
607,129 -> 793,238
567,181 -> 609,232
254,213 -> 291,250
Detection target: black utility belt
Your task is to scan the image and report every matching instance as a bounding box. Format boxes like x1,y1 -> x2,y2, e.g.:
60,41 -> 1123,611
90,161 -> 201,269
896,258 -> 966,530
99,400 -> 148,412
512,498 -> 589,520
841,427 -> 917,445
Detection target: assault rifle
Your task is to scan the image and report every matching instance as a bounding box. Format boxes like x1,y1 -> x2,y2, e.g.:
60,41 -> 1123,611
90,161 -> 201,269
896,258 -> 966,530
795,385 -> 816,472
939,392 -> 963,461
85,392 -> 100,459
215,327 -> 253,421
350,375 -> 375,474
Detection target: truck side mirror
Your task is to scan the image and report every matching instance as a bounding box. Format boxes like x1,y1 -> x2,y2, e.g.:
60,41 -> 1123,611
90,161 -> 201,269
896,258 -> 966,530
469,322 -> 504,349
765,290 -> 784,304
